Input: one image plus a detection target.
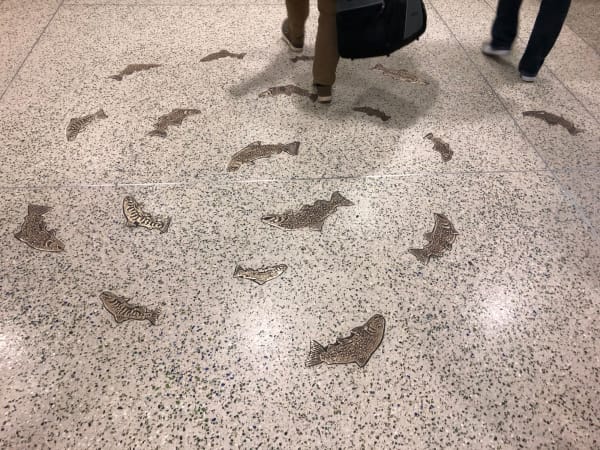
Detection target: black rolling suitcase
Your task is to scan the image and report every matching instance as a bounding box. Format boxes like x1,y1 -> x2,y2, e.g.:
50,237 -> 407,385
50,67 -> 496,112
336,0 -> 427,59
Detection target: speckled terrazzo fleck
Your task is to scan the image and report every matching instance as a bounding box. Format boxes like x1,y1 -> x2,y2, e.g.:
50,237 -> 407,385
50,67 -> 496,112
1,173 -> 599,448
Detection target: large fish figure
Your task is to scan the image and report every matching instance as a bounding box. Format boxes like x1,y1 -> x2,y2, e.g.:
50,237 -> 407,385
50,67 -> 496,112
227,141 -> 300,172
108,64 -> 161,81
66,109 -> 107,141
409,213 -> 458,264
233,264 -> 287,285
123,196 -> 171,233
522,110 -> 583,136
14,204 -> 65,252
149,108 -> 201,137
261,191 -> 353,231
306,314 -> 385,368
100,291 -> 159,325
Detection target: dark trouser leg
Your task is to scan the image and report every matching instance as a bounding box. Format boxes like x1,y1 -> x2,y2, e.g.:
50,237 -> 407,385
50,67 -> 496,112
519,0 -> 571,75
313,0 -> 339,86
286,0 -> 309,41
491,0 -> 523,48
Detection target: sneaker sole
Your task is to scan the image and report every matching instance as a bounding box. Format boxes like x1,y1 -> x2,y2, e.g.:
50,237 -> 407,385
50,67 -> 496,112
520,74 -> 536,82
482,46 -> 510,57
281,35 -> 303,53
317,96 -> 332,104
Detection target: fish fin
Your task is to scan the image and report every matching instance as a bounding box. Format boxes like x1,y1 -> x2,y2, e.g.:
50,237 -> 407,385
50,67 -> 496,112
226,162 -> 240,172
248,141 -> 261,147
309,221 -> 324,232
423,232 -> 433,242
114,315 -> 127,323
149,129 -> 167,137
160,217 -> 171,234
409,248 -> 430,265
109,74 -> 123,81
148,309 -> 160,326
253,279 -> 267,285
96,109 -> 108,119
355,355 -> 371,368
284,141 -> 300,156
28,204 -> 51,216
330,191 -> 354,207
424,132 -> 433,140
233,265 -> 246,277
305,340 -> 325,367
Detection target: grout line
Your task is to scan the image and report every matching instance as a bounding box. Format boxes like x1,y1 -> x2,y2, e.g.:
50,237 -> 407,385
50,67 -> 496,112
0,0 -> 66,102
426,0 -> 599,240
479,0 -> 600,124
62,2 -> 284,6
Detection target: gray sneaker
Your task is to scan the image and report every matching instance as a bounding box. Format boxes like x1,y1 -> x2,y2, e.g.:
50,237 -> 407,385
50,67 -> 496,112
481,42 -> 511,56
312,84 -> 332,104
281,19 -> 304,53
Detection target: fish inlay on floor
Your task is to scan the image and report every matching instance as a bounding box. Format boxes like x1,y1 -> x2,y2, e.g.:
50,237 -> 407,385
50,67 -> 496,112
306,314 -> 385,368
353,106 -> 390,122
261,191 -> 354,231
227,141 -> 300,172
290,55 -> 314,63
409,213 -> 458,264
258,84 -> 317,102
522,110 -> 583,135
424,133 -> 453,162
123,196 -> 171,233
234,264 -> 287,285
149,108 -> 201,137
100,291 -> 159,325
200,50 -> 246,62
371,64 -> 428,85
108,64 -> 161,81
66,109 -> 107,141
14,204 -> 65,252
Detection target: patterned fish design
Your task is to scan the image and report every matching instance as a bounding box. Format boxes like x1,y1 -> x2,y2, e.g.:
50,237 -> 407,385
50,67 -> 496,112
261,191 -> 354,232
149,108 -> 201,137
258,84 -> 317,102
233,264 -> 287,285
522,110 -> 583,136
14,204 -> 65,252
424,133 -> 453,162
123,196 -> 171,233
371,64 -> 428,85
200,50 -> 246,62
100,291 -> 159,325
227,141 -> 300,172
353,106 -> 390,122
108,64 -> 161,81
409,213 -> 458,264
66,109 -> 107,141
290,55 -> 314,63
306,314 -> 385,368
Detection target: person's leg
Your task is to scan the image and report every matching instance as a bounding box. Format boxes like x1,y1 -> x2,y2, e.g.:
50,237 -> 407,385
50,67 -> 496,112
519,0 -> 571,76
313,0 -> 339,89
490,0 -> 523,49
284,0 -> 309,50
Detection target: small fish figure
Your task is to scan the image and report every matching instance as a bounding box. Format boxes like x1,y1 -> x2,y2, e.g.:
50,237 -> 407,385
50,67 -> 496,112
100,291 -> 159,325
290,55 -> 314,63
306,314 -> 385,368
258,84 -> 317,102
108,64 -> 161,81
200,50 -> 246,62
14,204 -> 65,252
409,213 -> 458,264
66,109 -> 108,141
227,141 -> 300,172
123,196 -> 171,233
149,108 -> 201,137
233,264 -> 288,285
353,106 -> 390,122
522,110 -> 583,136
424,133 -> 453,162
371,64 -> 428,85
262,191 -> 354,232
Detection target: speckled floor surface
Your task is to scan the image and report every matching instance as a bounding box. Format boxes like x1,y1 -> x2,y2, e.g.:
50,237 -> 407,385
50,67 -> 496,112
0,0 -> 599,448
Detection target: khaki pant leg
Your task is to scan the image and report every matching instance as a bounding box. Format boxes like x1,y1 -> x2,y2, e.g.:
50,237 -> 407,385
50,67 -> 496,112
286,0 -> 310,41
313,0 -> 339,86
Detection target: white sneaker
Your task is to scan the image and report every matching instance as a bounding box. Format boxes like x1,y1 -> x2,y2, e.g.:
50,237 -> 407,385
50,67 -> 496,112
520,73 -> 537,82
481,42 -> 511,56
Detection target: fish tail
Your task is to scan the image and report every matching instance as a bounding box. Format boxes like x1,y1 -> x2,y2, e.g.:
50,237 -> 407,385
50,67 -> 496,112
330,191 -> 354,207
409,248 -> 430,265
108,75 -> 123,81
233,265 -> 243,277
148,308 -> 160,325
284,141 -> 300,156
149,129 -> 167,138
159,217 -> 171,234
227,161 -> 240,172
305,340 -> 326,367
28,204 -> 52,216
424,132 -> 433,140
96,109 -> 108,119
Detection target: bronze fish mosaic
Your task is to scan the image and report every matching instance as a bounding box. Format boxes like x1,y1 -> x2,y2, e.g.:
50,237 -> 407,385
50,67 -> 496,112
201,50 -> 246,62
261,191 -> 353,232
258,84 -> 317,102
66,109 -> 107,141
353,106 -> 390,122
424,133 -> 453,162
409,213 -> 458,264
149,108 -> 201,137
522,110 -> 583,136
14,204 -> 65,252
290,55 -> 314,63
123,196 -> 171,233
371,64 -> 428,85
233,264 -> 287,285
306,314 -> 385,368
100,291 -> 159,325
108,64 -> 161,81
227,141 -> 300,172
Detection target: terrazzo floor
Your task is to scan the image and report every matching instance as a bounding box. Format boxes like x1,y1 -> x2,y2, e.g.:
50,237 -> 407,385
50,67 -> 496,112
1,0 -> 599,448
